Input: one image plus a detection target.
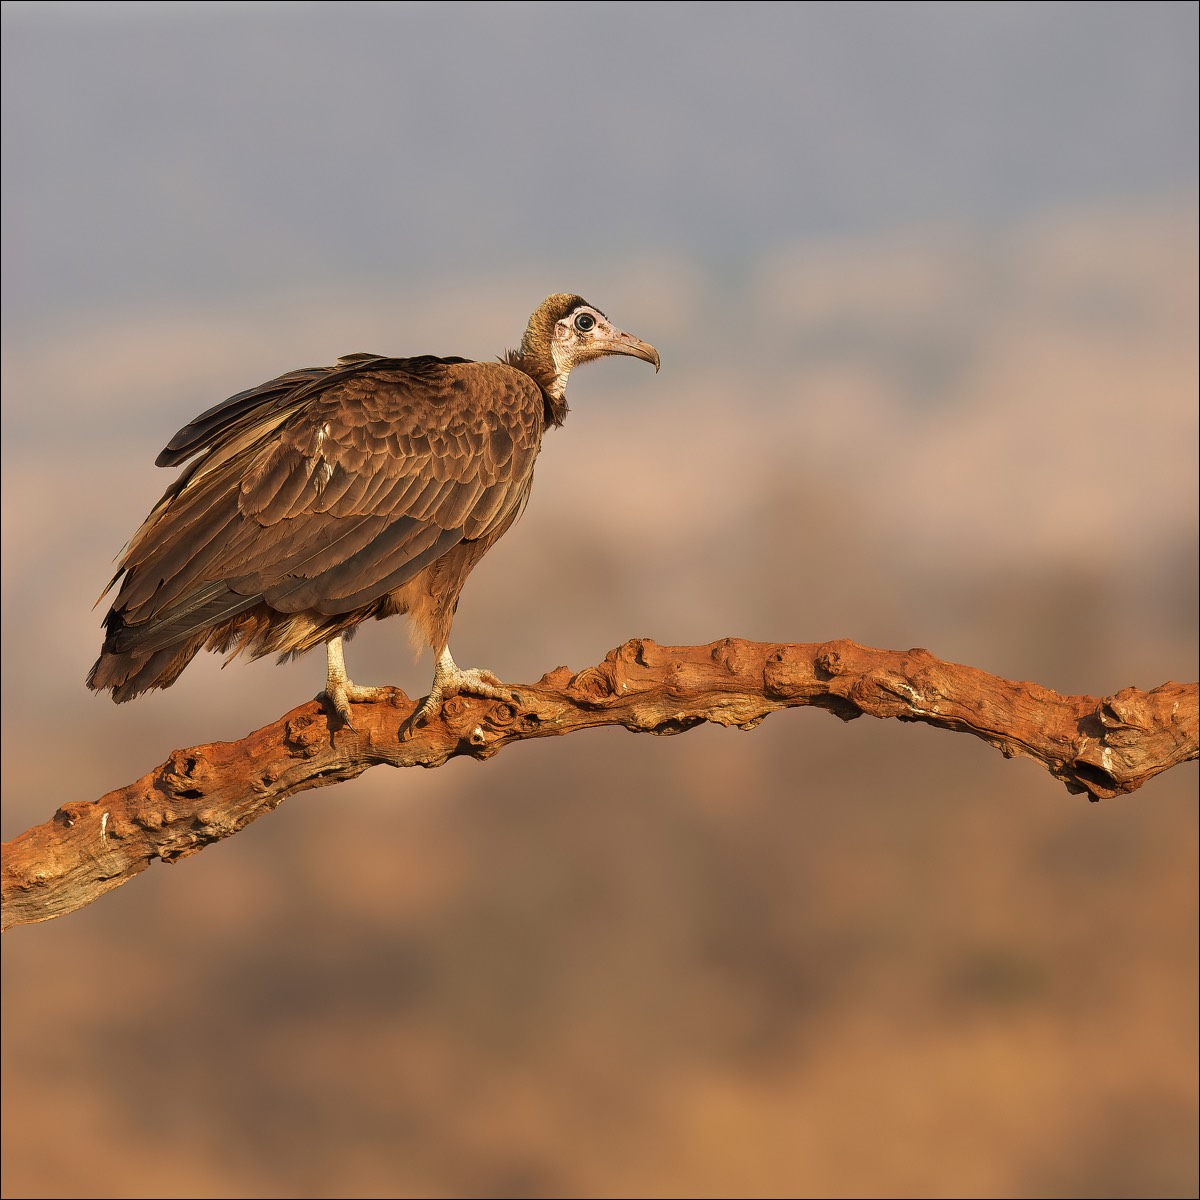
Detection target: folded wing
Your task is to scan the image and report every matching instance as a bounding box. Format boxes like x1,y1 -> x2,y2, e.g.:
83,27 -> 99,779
92,356 -> 544,684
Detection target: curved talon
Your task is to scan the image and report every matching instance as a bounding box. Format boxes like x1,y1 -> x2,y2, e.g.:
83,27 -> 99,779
323,681 -> 390,729
403,648 -> 513,737
325,688 -> 351,727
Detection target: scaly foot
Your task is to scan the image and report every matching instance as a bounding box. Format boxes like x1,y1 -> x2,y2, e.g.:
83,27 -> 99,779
407,646 -> 516,735
324,678 -> 391,729
322,634 -> 387,729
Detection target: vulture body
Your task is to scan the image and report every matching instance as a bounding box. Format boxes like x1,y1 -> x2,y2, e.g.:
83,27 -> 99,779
88,294 -> 658,724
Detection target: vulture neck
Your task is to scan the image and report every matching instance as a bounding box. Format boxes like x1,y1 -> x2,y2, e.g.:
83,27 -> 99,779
506,339 -> 570,428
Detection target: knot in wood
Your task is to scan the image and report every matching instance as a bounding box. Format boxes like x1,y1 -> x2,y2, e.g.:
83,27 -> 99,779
815,646 -> 846,678
450,696 -> 523,739
815,639 -> 872,679
1098,688 -> 1149,733
131,805 -> 177,831
569,662 -> 623,703
711,637 -> 755,677
285,715 -> 325,759
157,749 -> 213,799
53,800 -> 97,829
615,638 -> 658,668
194,808 -> 241,838
458,720 -> 505,760
764,645 -> 814,699
1063,746 -> 1122,801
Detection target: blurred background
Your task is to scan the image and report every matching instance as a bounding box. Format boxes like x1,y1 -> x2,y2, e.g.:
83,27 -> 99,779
2,2 -> 1196,1197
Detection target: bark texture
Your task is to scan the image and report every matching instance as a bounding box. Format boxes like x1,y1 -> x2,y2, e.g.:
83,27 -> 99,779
3,638 -> 1196,932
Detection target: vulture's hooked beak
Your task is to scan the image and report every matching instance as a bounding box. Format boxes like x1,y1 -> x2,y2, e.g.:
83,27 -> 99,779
599,329 -> 661,372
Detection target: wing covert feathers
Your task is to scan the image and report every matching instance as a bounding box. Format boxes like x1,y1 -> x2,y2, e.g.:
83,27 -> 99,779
90,355 -> 545,700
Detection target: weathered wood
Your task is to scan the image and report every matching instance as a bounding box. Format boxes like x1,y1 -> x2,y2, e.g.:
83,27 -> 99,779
3,638 -> 1196,933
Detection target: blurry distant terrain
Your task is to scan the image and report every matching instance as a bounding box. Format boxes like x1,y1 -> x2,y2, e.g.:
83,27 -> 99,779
2,4 -> 1196,1198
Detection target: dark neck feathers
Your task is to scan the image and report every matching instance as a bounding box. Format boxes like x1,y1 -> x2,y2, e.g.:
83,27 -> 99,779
503,347 -> 568,428
503,294 -> 588,428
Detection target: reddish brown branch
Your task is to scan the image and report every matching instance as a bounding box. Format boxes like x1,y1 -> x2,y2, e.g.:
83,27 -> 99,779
3,638 -> 1196,932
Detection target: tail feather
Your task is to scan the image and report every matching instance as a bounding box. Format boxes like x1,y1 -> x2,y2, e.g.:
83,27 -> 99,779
87,586 -> 263,700
87,639 -> 202,703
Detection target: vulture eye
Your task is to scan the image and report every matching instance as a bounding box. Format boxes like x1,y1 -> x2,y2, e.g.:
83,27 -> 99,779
573,312 -> 596,333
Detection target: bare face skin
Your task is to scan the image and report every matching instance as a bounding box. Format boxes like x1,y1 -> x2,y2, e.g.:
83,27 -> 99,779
548,304 -> 660,396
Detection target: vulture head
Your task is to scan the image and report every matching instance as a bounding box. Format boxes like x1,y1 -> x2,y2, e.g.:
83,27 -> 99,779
514,293 -> 660,413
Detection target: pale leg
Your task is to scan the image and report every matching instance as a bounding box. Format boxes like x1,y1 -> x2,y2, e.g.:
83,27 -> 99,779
410,645 -> 513,729
323,634 -> 388,727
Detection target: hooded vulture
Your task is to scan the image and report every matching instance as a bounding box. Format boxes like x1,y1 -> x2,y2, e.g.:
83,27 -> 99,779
87,294 -> 659,726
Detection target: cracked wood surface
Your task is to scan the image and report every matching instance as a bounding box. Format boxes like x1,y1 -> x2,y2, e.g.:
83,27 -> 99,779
3,638 -> 1196,932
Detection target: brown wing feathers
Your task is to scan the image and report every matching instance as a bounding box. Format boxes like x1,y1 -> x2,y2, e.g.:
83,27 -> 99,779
88,355 -> 544,701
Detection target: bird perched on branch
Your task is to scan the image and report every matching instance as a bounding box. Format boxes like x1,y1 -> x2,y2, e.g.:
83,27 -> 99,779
87,294 -> 659,726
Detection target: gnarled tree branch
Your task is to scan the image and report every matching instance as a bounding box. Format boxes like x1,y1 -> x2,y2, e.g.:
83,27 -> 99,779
3,638 -> 1197,932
